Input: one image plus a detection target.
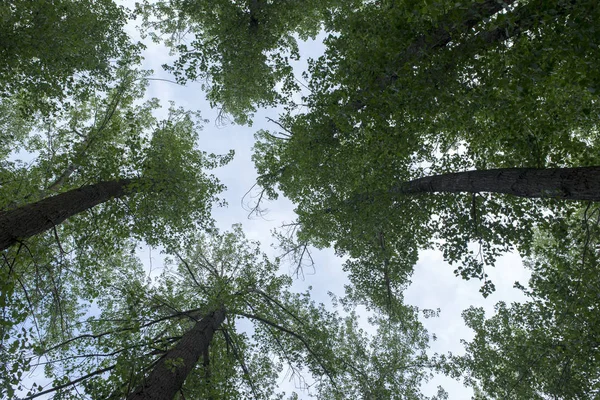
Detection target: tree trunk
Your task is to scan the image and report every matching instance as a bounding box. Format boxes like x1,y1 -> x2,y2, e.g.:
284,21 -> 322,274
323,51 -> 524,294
0,178 -> 138,251
128,307 -> 226,400
393,167 -> 600,201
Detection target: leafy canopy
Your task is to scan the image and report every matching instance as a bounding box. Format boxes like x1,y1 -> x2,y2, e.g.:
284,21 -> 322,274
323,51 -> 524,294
252,0 -> 600,299
136,0 -> 344,124
10,225 -> 442,400
456,205 -> 600,399
0,69 -> 232,397
0,0 -> 138,114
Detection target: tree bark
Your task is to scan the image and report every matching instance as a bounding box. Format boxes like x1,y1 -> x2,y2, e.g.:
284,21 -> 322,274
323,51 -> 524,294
128,307 -> 226,400
0,178 -> 138,251
393,167 -> 600,201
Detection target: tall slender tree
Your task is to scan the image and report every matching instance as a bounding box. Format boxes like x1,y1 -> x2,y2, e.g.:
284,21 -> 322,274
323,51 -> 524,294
127,307 -> 227,400
0,71 -> 231,253
12,226 -> 441,399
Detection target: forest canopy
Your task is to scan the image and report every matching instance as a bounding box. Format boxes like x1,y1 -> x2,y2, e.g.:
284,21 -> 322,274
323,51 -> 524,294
1,0 -> 599,399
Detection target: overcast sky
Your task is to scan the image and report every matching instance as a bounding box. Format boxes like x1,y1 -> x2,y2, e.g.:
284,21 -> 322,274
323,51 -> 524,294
131,19 -> 532,399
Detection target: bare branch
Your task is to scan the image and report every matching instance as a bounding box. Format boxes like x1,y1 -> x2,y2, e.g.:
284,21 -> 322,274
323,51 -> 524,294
20,364 -> 116,400
221,327 -> 261,398
265,117 -> 292,138
241,182 -> 270,219
238,311 -> 337,386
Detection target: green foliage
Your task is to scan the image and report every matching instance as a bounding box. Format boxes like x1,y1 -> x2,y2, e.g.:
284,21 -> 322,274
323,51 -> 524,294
136,0 -> 344,124
4,1 -> 600,398
0,68 -> 234,397
252,0 -> 600,301
17,225 -> 440,399
0,0 -> 138,115
0,68 -> 231,245
456,205 -> 600,398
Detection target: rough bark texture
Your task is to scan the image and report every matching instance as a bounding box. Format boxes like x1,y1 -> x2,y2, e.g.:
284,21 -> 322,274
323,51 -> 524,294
128,307 -> 226,400
0,178 -> 137,251
394,167 -> 600,201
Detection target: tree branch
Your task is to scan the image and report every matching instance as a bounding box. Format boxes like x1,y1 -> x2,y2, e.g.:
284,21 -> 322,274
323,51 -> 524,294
21,365 -> 115,400
238,311 -> 336,385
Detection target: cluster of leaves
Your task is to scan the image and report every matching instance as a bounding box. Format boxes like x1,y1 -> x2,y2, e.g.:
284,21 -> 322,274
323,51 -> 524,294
456,204 -> 600,398
0,0 -> 139,115
135,0 -> 345,124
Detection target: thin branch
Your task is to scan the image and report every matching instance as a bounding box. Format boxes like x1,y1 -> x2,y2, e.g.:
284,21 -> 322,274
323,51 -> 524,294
45,308 -> 203,353
378,231 -> 394,315
173,251 -> 206,295
15,275 -> 41,339
21,364 -> 115,400
241,182 -> 270,219
265,117 -> 292,137
238,311 -> 336,386
221,328 -> 261,399
242,302 -> 306,390
30,337 -> 180,367
249,288 -> 306,327
196,250 -> 220,277
52,225 -> 65,256
145,78 -> 183,85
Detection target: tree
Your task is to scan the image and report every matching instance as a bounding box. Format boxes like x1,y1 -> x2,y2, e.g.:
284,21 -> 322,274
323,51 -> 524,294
136,0 -> 343,124
0,73 -> 232,393
251,0 -> 600,298
127,306 -> 227,400
11,225 -> 443,399
454,204 -> 600,398
0,71 -> 231,252
0,0 -> 137,114
0,178 -> 136,252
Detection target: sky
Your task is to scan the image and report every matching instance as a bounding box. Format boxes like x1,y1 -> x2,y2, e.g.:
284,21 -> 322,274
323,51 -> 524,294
132,25 -> 534,399
8,8 -> 535,398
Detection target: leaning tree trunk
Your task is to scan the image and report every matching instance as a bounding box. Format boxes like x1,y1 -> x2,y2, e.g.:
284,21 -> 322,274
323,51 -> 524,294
0,178 -> 138,251
394,167 -> 600,201
128,307 -> 226,400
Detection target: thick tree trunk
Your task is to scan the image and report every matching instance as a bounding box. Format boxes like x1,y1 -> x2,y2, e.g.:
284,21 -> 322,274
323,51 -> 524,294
128,307 -> 226,400
394,167 -> 600,201
0,178 -> 137,251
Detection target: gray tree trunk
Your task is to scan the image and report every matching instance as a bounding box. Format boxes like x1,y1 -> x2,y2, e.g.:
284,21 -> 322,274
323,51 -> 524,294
0,178 -> 137,251
395,167 -> 600,201
128,307 -> 226,400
